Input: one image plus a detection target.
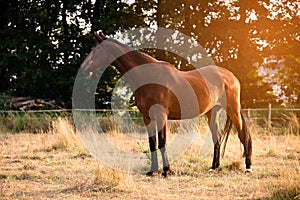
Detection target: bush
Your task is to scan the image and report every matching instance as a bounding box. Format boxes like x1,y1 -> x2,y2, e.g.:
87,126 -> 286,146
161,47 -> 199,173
0,93 -> 10,110
0,112 -> 67,133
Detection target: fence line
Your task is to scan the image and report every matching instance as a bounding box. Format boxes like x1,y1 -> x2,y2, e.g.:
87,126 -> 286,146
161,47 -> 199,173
1,104 -> 299,130
1,108 -> 300,114
0,109 -> 135,113
0,109 -> 72,113
1,106 -> 300,115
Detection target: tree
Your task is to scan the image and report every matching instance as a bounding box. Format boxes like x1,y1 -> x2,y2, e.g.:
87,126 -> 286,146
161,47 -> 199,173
0,0 -> 299,109
0,0 -> 146,108
137,0 -> 300,107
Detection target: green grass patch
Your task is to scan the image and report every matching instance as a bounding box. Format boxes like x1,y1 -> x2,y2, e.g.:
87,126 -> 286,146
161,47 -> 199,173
0,112 -> 70,133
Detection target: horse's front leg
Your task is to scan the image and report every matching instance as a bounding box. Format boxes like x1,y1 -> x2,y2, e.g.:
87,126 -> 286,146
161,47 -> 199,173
147,131 -> 158,176
144,113 -> 160,176
144,105 -> 169,177
145,124 -> 170,177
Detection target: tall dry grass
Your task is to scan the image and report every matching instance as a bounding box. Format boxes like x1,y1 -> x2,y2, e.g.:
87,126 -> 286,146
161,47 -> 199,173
283,113 -> 300,135
49,117 -> 86,152
42,116 -> 300,198
49,117 -> 132,189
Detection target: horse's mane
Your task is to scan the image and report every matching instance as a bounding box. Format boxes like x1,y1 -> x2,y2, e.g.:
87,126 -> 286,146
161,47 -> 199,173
108,38 -> 161,62
102,36 -> 177,70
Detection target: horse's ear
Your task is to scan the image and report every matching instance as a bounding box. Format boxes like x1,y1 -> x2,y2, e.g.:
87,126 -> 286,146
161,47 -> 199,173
94,32 -> 106,43
99,32 -> 106,38
94,31 -> 103,43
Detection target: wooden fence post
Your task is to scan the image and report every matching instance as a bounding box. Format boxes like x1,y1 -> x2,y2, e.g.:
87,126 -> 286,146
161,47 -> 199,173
267,103 -> 272,131
247,109 -> 252,122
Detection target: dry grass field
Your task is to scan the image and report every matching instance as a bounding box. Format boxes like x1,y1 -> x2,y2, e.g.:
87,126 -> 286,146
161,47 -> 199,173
0,117 -> 299,199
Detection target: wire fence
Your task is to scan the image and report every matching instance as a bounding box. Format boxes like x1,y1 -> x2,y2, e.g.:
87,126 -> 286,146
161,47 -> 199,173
0,104 -> 299,134
244,105 -> 300,131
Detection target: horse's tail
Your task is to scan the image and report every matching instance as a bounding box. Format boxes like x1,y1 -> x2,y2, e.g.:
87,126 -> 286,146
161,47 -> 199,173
221,115 -> 233,157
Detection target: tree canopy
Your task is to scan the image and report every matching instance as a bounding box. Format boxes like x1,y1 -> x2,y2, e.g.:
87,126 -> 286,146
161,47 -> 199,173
0,0 -> 299,109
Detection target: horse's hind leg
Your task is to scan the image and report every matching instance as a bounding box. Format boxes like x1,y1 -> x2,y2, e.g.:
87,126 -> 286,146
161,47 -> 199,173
228,110 -> 252,172
207,105 -> 222,171
239,112 -> 252,172
158,124 -> 170,177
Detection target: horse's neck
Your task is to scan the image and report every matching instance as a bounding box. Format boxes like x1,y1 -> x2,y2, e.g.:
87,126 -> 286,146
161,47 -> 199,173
107,40 -> 158,75
116,52 -> 158,73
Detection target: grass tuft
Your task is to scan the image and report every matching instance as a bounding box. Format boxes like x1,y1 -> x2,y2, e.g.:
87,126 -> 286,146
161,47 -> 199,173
49,117 -> 86,152
269,187 -> 300,200
223,161 -> 243,171
93,164 -> 131,192
0,174 -> 8,179
283,113 -> 300,135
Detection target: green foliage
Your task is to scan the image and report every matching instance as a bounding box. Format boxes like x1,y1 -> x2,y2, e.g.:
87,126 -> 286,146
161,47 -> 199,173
140,0 -> 300,107
0,112 -> 62,133
0,93 -> 10,110
0,0 -> 146,109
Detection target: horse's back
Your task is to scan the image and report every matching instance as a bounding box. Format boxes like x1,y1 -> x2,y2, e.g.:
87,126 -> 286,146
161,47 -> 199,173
182,65 -> 241,113
192,65 -> 240,91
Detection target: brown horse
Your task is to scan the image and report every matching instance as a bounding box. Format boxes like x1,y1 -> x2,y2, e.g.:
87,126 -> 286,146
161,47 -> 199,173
81,32 -> 252,177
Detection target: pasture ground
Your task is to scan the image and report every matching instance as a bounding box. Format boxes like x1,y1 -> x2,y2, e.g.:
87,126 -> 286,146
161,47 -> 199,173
0,118 -> 299,199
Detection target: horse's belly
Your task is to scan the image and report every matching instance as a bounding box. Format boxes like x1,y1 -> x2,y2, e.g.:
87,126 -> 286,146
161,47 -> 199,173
167,93 -> 212,120
168,112 -> 198,120
167,107 -> 207,120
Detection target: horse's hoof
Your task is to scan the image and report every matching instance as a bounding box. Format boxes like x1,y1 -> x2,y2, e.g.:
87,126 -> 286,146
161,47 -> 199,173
146,171 -> 154,176
161,171 -> 168,178
245,168 -> 253,173
208,168 -> 215,173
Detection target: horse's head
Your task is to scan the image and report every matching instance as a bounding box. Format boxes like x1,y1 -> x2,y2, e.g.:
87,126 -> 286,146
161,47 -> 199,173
81,32 -> 110,76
